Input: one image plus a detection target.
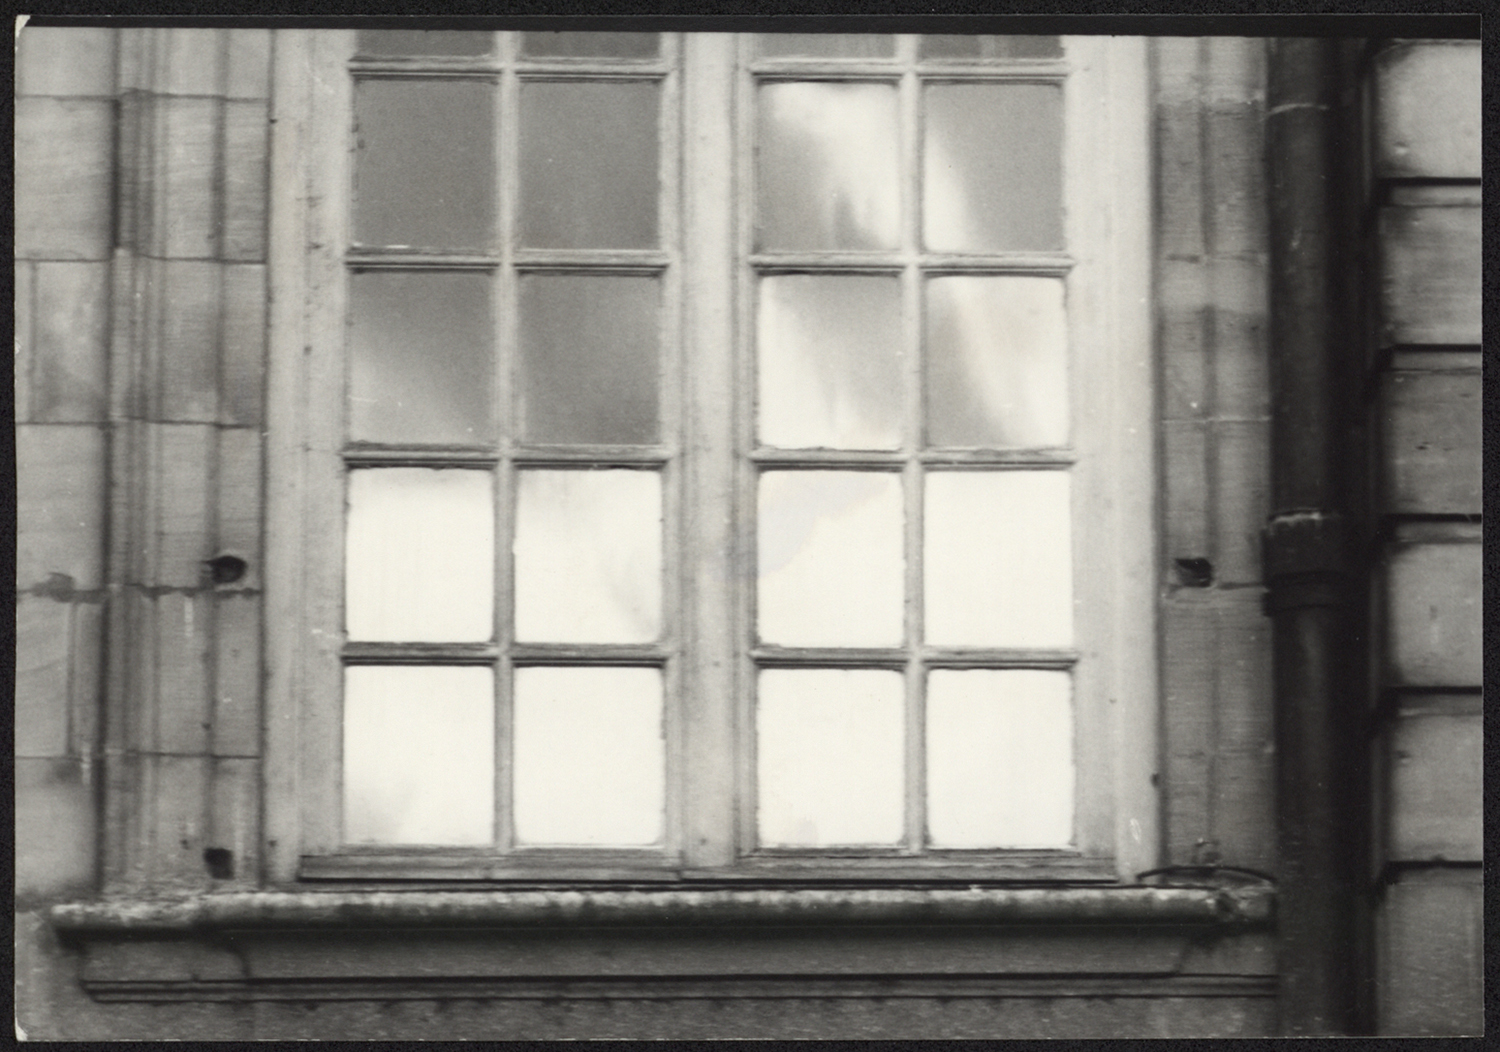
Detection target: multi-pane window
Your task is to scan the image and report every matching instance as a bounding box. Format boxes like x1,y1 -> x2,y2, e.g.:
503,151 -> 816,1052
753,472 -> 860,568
269,31 -> 1155,882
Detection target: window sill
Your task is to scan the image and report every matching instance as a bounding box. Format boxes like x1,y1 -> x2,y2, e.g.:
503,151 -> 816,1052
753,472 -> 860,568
49,884 -> 1273,938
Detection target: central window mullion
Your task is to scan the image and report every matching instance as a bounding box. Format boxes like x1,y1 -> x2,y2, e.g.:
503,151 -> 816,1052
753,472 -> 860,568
898,43 -> 925,855
494,29 -> 520,852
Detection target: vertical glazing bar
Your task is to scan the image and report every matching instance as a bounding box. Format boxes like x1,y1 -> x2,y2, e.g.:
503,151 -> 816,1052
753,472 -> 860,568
681,31 -> 742,869
897,35 -> 925,854
494,30 -> 519,850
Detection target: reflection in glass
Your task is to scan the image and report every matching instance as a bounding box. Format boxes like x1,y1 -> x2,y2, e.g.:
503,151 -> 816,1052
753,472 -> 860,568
518,275 -> 659,445
353,78 -> 494,249
758,275 -> 903,450
343,665 -> 494,845
356,30 -> 493,56
513,470 -> 661,643
924,471 -> 1072,647
923,83 -> 1063,251
925,276 -> 1068,448
349,271 -> 493,444
520,81 -> 658,248
920,36 -> 1062,60
513,666 -> 663,845
757,82 -> 899,251
926,670 -> 1073,847
757,669 -> 904,846
521,32 -> 658,57
758,471 -> 903,646
757,34 -> 894,58
345,469 -> 494,643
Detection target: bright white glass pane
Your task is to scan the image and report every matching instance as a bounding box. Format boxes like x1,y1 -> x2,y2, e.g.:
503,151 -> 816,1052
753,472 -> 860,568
926,670 -> 1073,847
925,276 -> 1069,449
513,470 -> 661,643
757,275 -> 903,450
343,665 -> 494,845
924,471 -> 1072,647
345,469 -> 493,642
758,471 -> 903,646
512,666 -> 664,846
757,669 -> 904,847
757,82 -> 899,251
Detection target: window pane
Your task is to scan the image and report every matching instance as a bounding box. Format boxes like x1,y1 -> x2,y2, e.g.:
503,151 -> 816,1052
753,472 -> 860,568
353,78 -> 494,249
514,470 -> 661,643
519,81 -> 658,249
926,670 -> 1073,847
757,669 -> 904,847
356,30 -> 493,56
757,82 -> 899,251
925,276 -> 1068,449
758,275 -> 903,450
521,32 -> 658,57
349,271 -> 493,444
346,469 -> 494,642
758,471 -> 903,646
923,83 -> 1063,251
920,35 -> 1062,60
756,34 -> 894,58
513,666 -> 664,846
924,471 -> 1072,647
518,274 -> 659,445
343,665 -> 494,845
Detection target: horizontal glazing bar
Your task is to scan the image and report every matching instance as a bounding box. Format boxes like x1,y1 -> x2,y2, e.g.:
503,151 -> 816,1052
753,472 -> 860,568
750,450 -> 905,468
343,642 -> 499,664
350,64 -> 502,79
514,251 -> 671,272
752,647 -> 1078,668
509,645 -> 670,666
748,450 -> 1075,467
749,253 -> 1074,274
750,66 -> 1069,83
512,447 -> 671,465
343,447 -> 499,466
919,450 -> 1075,466
346,252 -> 499,269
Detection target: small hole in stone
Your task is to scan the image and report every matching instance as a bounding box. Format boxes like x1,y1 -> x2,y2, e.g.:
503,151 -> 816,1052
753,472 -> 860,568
1173,557 -> 1213,587
204,847 -> 234,879
206,553 -> 249,585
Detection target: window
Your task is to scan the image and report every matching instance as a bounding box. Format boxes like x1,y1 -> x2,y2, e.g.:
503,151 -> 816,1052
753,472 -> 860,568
265,31 -> 1155,884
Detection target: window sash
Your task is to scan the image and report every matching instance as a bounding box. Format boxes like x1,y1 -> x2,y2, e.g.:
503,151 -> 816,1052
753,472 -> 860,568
265,30 -> 1156,884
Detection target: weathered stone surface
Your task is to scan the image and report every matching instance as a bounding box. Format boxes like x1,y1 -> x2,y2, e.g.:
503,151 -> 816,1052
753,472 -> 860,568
15,98 -> 115,260
1374,42 -> 1480,179
16,424 -> 107,589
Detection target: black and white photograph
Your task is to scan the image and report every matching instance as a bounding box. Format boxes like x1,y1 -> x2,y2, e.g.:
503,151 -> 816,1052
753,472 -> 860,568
14,14 -> 1481,1039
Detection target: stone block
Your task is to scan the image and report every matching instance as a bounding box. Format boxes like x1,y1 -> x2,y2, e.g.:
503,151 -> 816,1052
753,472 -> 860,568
16,756 -> 97,903
33,261 -> 110,422
1209,257 -> 1269,419
157,97 -> 221,260
1378,874 -> 1483,1034
1380,205 -> 1481,346
160,27 -> 226,97
221,265 -> 268,424
1211,421 -> 1270,586
1162,420 -> 1209,557
153,592 -> 212,755
15,98 -> 115,260
16,596 -> 72,757
1374,42 -> 1480,179
1385,541 -> 1481,686
1154,101 -> 1205,258
16,262 -> 34,421
16,424 -> 107,589
223,102 -> 270,261
1380,367 -> 1481,514
226,29 -> 272,99
1386,705 -> 1481,861
153,261 -> 223,423
213,593 -> 262,757
16,26 -> 118,97
210,757 -> 262,884
1204,102 -> 1266,256
150,422 -> 217,586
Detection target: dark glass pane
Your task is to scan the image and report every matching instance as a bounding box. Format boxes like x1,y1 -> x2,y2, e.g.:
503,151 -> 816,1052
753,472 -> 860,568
757,82 -> 899,251
519,81 -> 658,248
517,274 -> 659,444
920,35 -> 1062,60
349,271 -> 493,444
353,79 -> 495,249
356,30 -> 493,56
757,274 -> 903,450
923,83 -> 1063,251
521,32 -> 658,57
925,276 -> 1068,448
756,34 -> 894,58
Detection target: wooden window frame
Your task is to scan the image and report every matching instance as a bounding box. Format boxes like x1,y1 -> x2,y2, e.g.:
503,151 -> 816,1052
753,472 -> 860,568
264,30 -> 1156,886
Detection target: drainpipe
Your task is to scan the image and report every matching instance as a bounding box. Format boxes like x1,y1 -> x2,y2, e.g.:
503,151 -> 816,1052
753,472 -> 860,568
1263,38 -> 1358,1036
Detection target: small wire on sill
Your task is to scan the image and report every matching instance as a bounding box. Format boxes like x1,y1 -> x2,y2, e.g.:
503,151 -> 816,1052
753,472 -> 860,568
1135,865 -> 1278,886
